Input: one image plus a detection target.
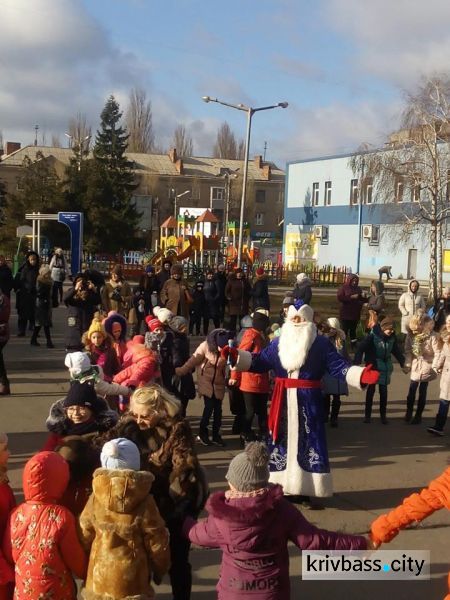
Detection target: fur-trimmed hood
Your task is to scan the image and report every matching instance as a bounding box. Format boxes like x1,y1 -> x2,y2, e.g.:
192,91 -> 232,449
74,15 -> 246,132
46,396 -> 118,435
92,468 -> 154,514
103,310 -> 127,341
205,484 -> 284,550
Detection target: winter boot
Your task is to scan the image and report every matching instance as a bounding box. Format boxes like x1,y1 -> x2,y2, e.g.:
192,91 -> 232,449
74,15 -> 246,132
44,326 -> 54,348
30,326 -> 41,346
0,382 -> 10,396
427,400 -> 450,436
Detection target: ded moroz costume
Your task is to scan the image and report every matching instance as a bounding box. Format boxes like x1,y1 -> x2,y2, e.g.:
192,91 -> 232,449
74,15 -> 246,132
232,300 -> 378,498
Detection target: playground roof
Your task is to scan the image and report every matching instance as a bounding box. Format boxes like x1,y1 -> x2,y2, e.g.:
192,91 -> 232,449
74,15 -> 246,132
160,216 -> 177,228
196,209 -> 219,223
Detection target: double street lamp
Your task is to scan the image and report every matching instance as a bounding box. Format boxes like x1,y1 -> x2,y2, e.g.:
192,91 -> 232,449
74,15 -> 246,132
202,96 -> 288,267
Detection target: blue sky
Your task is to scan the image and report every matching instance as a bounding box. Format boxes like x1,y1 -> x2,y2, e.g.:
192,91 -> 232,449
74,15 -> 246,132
1,0 -> 450,166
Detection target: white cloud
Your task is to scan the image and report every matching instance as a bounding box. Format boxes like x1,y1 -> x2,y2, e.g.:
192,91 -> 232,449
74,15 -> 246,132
325,0 -> 450,86
0,0 -> 150,144
268,100 -> 402,165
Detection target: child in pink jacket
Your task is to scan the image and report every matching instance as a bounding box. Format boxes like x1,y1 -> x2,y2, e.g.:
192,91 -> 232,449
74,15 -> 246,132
183,442 -> 369,600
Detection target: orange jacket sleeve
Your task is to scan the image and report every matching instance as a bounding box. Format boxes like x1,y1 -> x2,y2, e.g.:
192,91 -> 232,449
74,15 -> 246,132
371,466 -> 450,545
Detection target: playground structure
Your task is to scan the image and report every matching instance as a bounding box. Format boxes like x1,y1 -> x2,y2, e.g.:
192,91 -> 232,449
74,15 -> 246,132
157,209 -> 221,267
156,210 -> 256,267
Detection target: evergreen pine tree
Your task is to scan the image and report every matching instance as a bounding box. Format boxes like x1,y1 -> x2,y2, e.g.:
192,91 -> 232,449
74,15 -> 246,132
89,95 -> 140,252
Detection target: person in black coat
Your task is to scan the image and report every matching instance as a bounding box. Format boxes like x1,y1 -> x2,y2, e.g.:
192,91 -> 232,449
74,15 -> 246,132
132,266 -> 160,335
251,267 -> 270,311
64,273 -> 102,351
156,258 -> 173,297
204,270 -> 221,332
0,256 -> 14,298
292,272 -> 313,304
189,280 -> 207,335
433,286 -> 450,332
14,251 -> 40,336
169,316 -> 196,416
214,264 -> 227,325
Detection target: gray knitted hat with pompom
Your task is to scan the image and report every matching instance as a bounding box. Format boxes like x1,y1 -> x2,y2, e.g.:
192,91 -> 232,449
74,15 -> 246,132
226,442 -> 270,492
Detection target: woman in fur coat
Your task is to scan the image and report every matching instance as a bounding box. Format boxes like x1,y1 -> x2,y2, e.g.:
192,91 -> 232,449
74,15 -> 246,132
79,438 -> 170,600
97,385 -> 207,600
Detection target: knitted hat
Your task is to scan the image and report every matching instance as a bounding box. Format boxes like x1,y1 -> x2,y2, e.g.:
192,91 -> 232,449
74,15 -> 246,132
255,267 -> 265,276
169,316 -> 188,333
380,317 -> 395,331
296,272 -> 307,283
327,317 -> 341,331
171,263 -> 183,276
145,265 -> 155,274
149,319 -> 163,332
282,296 -> 294,306
63,382 -> 101,412
100,438 -> 140,471
240,315 -> 253,329
153,306 -> 173,323
226,442 -> 270,492
64,352 -> 91,376
87,316 -> 106,340
252,312 -> 270,332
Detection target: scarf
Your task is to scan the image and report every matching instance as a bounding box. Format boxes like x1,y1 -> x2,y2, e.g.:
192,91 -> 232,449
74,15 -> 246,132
225,486 -> 270,499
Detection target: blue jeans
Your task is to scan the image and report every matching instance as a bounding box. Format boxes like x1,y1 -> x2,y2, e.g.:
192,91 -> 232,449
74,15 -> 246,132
199,395 -> 222,438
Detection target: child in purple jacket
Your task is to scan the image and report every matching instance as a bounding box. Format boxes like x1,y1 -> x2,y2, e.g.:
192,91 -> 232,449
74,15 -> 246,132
183,442 -> 369,600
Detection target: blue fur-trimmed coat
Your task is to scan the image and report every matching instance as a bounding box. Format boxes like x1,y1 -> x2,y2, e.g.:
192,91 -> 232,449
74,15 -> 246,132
238,335 -> 362,497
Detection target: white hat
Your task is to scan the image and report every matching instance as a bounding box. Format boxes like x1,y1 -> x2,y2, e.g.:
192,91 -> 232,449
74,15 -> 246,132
153,306 -> 173,323
287,303 -> 314,323
296,272 -> 307,283
327,317 -> 341,330
100,438 -> 141,471
64,352 -> 91,376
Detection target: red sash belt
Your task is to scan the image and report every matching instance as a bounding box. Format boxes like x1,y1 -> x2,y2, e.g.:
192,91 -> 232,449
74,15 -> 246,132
269,377 -> 322,443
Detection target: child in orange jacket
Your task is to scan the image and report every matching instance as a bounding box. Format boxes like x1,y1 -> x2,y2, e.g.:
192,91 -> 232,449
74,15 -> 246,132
0,433 -> 15,600
370,465 -> 450,600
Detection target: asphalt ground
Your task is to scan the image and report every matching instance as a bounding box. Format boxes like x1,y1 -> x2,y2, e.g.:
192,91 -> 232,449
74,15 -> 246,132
1,295 -> 449,600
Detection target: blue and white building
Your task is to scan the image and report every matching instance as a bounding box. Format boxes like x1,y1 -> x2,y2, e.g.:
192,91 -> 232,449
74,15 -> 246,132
283,152 -> 450,282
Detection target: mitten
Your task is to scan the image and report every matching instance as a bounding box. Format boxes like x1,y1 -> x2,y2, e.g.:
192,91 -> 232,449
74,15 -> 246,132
360,364 -> 380,385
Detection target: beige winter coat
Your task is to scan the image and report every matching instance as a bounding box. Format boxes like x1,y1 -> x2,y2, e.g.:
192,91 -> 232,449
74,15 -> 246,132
432,342 -> 450,401
160,278 -> 190,317
176,340 -> 227,400
79,468 -> 170,600
404,332 -> 439,382
102,280 -> 132,317
398,280 -> 426,333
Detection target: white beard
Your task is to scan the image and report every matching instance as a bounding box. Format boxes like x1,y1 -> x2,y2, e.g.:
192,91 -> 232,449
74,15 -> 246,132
278,321 -> 317,373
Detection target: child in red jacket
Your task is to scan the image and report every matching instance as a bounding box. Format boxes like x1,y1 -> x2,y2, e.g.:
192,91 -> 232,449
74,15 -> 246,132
0,433 -> 15,600
2,452 -> 87,600
184,442 -> 369,600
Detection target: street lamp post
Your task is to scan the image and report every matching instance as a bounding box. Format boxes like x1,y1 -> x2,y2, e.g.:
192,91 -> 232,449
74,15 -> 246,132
356,157 -> 366,274
65,133 -> 91,171
171,189 -> 190,220
202,96 -> 288,267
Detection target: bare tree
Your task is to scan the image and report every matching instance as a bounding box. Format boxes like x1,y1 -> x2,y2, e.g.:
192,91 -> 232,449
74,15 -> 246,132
237,138 -> 245,160
172,124 -> 193,157
125,87 -> 155,153
51,134 -> 61,147
213,121 -> 239,159
350,76 -> 450,302
67,112 -> 92,156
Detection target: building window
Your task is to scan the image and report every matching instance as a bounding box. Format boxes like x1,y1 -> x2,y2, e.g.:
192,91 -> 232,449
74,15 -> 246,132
312,182 -> 319,206
255,213 -> 264,225
211,186 -> 225,201
255,189 -> 266,203
324,181 -> 332,205
350,179 -> 359,204
395,178 -> 404,202
364,177 -> 373,204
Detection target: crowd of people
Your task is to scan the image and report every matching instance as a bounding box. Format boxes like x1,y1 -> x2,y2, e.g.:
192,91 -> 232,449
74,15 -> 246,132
0,252 -> 449,599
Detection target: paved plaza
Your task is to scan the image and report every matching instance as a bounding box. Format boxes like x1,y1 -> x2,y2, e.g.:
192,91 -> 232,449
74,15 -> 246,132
1,302 -> 449,600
